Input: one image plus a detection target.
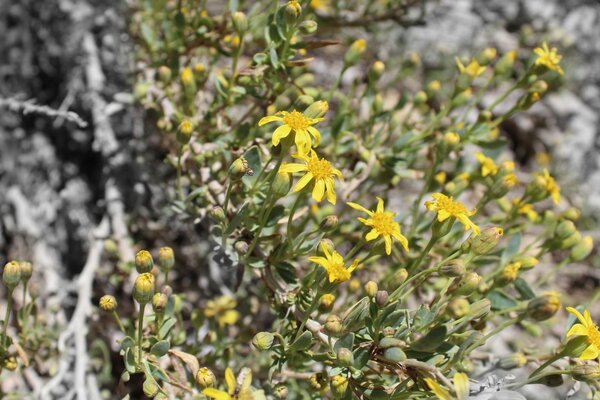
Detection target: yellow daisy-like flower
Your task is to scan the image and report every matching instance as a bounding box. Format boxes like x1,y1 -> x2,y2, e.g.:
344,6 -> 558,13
455,58 -> 486,78
424,372 -> 469,400
534,42 -> 564,75
513,199 -> 538,221
202,368 -> 253,400
279,151 -> 342,204
566,307 -> 600,360
537,168 -> 561,204
258,109 -> 324,155
308,242 -> 359,283
347,197 -> 409,255
475,152 -> 498,177
425,193 -> 480,235
204,295 -> 240,327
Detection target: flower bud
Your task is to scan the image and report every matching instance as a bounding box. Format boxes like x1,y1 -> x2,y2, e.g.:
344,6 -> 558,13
468,299 -> 491,319
375,290 -> 389,307
490,174 -> 517,198
180,67 -> 195,87
368,61 -> 385,81
234,241 -> 249,255
479,47 -> 497,64
158,247 -> 175,272
135,250 -> 154,273
309,373 -> 326,390
388,268 -> 408,290
513,256 -> 538,270
495,50 -> 517,75
193,63 -> 205,75
451,88 -> 472,107
413,91 -> 427,106
324,314 -> 343,336
365,281 -> 378,297
298,20 -> 318,35
427,80 -> 441,94
252,332 -> 275,350
570,235 -> 593,261
530,80 -> 548,95
231,11 -> 248,35
448,297 -> 470,318
274,384 -> 289,399
229,157 -> 251,180
2,261 -> 21,289
304,100 -> 328,119
318,215 -> 338,233
555,220 -> 576,240
348,278 -> 360,293
526,293 -> 560,321
283,1 -> 302,25
562,207 -> 581,221
498,353 -> 527,370
196,367 -> 216,388
372,94 -> 383,114
344,39 -> 366,66
210,206 -> 226,222
336,348 -> 354,367
99,295 -> 117,312
495,262 -> 521,285
471,227 -> 503,255
439,259 -> 465,277
319,293 -> 335,312
379,337 -> 405,349
157,65 -> 172,83
559,231 -> 580,249
177,120 -> 193,144
19,261 -> 33,283
383,347 -> 407,362
152,293 -> 168,312
450,272 -> 481,296
273,172 -> 292,197
133,273 -> 155,304
382,327 -> 396,337
572,361 -> 600,382
330,375 -> 348,398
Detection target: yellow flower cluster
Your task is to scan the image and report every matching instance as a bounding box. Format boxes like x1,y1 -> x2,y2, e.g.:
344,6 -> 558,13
534,42 -> 564,75
309,242 -> 358,283
425,193 -> 480,235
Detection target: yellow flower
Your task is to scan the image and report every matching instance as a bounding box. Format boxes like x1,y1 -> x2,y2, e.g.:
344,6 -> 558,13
503,173 -> 518,188
534,42 -> 564,75
536,152 -> 551,165
537,168 -> 561,204
258,109 -> 324,155
425,193 -> 480,235
435,171 -> 447,185
202,368 -> 253,400
310,0 -> 331,11
347,197 -> 409,255
455,58 -> 486,77
279,151 -> 342,204
475,152 -> 498,177
308,242 -> 358,283
424,372 -> 469,400
566,307 -> 600,360
204,295 -> 240,327
513,199 -> 538,221
180,67 -> 194,85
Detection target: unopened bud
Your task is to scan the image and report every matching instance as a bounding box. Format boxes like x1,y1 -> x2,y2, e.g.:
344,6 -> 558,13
177,120 -> 193,144
480,47 -> 497,64
252,332 -> 275,350
319,293 -> 335,312
526,293 -> 560,321
369,61 -> 385,81
304,100 -> 328,119
388,268 -> 408,290
196,367 -> 216,388
231,12 -> 248,35
365,281 -> 378,297
324,314 -> 343,336
283,1 -> 302,25
133,273 -> 155,304
318,215 -> 338,232
375,290 -> 389,306
344,39 -> 366,66
234,241 -> 249,255
495,262 -> 521,285
498,353 -> 527,370
468,299 -> 491,319
572,361 -> 600,382
427,80 -> 441,94
439,259 -> 465,277
555,220 -> 576,240
562,207 -> 581,221
383,347 -> 407,362
99,295 -> 117,312
299,20 -> 318,35
210,206 -> 226,222
514,256 -> 538,270
19,261 -> 33,282
413,91 -> 427,106
229,157 -> 251,180
336,348 -> 354,367
158,247 -> 175,272
530,80 -> 548,95
450,272 -> 481,296
152,293 -> 168,312
330,375 -> 349,398
471,227 -> 503,255
570,235 -> 593,261
495,50 -> 517,75
448,297 -> 470,318
157,65 -> 172,83
274,384 -> 289,399
180,67 -> 194,86
560,231 -> 581,249
2,261 -> 21,289
135,250 -> 154,273
273,172 -> 292,197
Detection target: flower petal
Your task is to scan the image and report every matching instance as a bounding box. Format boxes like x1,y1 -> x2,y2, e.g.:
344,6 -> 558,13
376,197 -> 385,213
384,235 -> 392,255
307,126 -> 321,147
279,163 -> 308,174
225,368 -> 236,395
312,179 -> 325,202
347,202 -> 373,216
258,115 -> 283,126
272,124 -> 292,146
365,228 -> 379,241
202,388 -> 231,400
293,172 -> 314,192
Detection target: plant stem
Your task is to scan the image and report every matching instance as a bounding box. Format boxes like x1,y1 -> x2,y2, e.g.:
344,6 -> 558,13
286,193 -> 304,247
408,235 -> 436,273
1,288 -> 14,347
176,145 -> 184,201
137,303 -> 147,365
113,311 -> 126,333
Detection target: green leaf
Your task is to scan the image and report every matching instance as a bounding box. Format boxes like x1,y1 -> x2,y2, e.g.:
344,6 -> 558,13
150,340 -> 170,357
353,347 -> 370,369
266,205 -> 285,227
342,297 -> 370,332
514,278 -> 535,300
158,318 -> 176,339
124,348 -> 136,373
270,47 -> 279,69
410,326 -> 447,352
487,289 -> 518,310
224,202 -> 249,235
274,261 -> 297,284
334,333 -> 355,353
501,234 -> 521,266
289,331 -> 313,351
120,336 -> 136,351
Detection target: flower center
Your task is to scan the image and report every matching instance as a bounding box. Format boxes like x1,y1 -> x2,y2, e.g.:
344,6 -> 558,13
307,157 -> 333,180
282,110 -> 311,130
371,212 -> 396,235
329,263 -> 350,282
437,196 -> 468,216
588,324 -> 600,347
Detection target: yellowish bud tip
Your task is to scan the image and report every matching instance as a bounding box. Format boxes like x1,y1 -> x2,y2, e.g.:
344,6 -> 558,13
99,295 -> 117,312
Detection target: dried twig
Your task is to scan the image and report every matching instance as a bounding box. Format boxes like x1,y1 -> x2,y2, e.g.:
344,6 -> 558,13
0,96 -> 88,128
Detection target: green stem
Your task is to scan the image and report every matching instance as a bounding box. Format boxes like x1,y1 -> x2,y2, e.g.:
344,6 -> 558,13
526,351 -> 566,380
408,235 -> 436,274
508,369 -> 571,390
223,181 -> 234,215
176,145 -> 183,201
1,288 -> 14,347
294,285 -> 323,342
137,303 -> 147,365
286,194 -> 304,247
485,83 -> 518,113
345,237 -> 367,260
113,311 -> 126,333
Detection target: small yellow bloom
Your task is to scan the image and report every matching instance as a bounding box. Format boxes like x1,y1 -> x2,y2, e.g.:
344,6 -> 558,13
534,42 -> 564,75
279,151 -> 342,204
443,132 -> 460,146
475,152 -> 498,177
310,0 -> 331,11
538,168 -> 561,204
347,197 -> 409,255
502,173 -> 518,189
435,171 -> 447,185
425,193 -> 480,235
456,58 -> 487,78
204,295 -> 240,327
258,109 -> 324,155
536,151 -> 551,165
566,307 -> 600,360
180,67 -> 194,85
502,160 -> 515,171
202,368 -> 253,400
513,199 -> 538,221
424,372 -> 469,400
308,242 -> 358,283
